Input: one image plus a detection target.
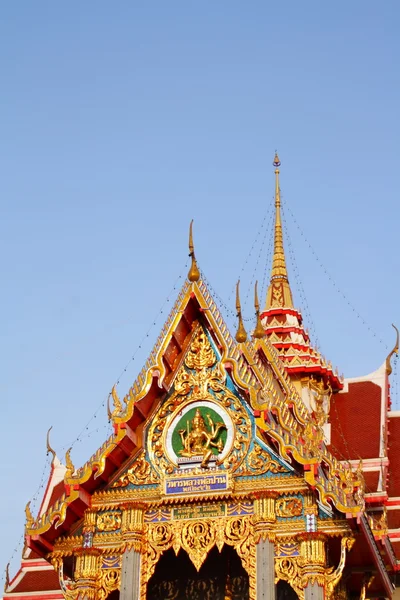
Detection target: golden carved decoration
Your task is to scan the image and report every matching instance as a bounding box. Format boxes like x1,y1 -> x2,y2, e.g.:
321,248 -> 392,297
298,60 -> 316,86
98,569 -> 121,600
112,451 -> 158,487
141,516 -> 255,600
111,385 -> 123,418
97,512 -> 122,532
276,498 -> 303,518
237,443 -> 289,476
148,324 -> 251,474
185,327 -> 216,370
181,520 -> 215,570
275,557 -> 304,600
25,501 -> 34,529
65,448 -> 75,479
178,408 -> 226,468
307,377 -> 332,427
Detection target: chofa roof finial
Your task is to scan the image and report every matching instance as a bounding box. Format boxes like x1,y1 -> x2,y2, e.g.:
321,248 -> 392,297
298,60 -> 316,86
188,220 -> 200,282
253,281 -> 265,339
235,280 -> 248,343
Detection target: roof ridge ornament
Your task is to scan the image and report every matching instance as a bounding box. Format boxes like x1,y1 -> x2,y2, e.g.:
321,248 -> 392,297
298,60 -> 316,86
235,280 -> 248,343
25,501 -> 34,529
253,281 -> 265,339
65,448 -> 75,479
386,323 -> 399,375
46,426 -> 56,462
188,219 -> 200,282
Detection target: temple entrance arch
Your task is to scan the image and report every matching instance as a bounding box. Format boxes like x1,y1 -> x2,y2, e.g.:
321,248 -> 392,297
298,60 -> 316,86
146,545 -> 249,600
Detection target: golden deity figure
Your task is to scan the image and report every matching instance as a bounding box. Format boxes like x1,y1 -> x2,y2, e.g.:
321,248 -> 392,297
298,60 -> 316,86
178,409 -> 226,468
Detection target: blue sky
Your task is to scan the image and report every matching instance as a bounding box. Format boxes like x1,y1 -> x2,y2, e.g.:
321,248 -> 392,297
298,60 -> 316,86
1,1 -> 399,582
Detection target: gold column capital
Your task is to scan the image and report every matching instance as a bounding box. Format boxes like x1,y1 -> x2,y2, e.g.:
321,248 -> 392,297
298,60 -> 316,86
121,502 -> 146,552
253,492 -> 278,542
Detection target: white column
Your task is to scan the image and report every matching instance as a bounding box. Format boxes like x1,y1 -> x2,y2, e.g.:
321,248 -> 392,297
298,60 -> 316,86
256,539 -> 276,600
120,549 -> 141,600
304,582 -> 324,600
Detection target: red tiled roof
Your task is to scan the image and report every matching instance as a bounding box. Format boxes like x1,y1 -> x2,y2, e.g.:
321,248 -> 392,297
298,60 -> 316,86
388,414 -> 400,497
364,471 -> 380,493
10,568 -> 60,593
330,381 -> 382,460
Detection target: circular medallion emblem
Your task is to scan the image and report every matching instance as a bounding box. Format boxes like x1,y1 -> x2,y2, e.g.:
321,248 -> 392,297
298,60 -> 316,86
165,401 -> 234,469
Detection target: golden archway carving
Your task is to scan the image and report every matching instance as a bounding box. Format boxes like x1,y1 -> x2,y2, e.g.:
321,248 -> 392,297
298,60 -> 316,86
140,516 -> 256,600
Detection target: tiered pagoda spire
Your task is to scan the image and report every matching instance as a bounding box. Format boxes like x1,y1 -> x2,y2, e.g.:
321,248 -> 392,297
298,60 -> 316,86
265,153 -> 294,310
260,154 -> 342,393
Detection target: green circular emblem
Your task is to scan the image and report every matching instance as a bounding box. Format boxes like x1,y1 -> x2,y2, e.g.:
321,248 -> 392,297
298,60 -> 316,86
166,401 -> 233,469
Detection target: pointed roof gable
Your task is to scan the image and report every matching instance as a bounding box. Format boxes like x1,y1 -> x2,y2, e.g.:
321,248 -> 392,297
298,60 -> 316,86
25,264 -> 364,557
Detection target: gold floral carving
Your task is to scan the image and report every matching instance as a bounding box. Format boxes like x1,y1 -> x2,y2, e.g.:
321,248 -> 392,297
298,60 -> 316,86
276,498 -> 303,518
111,451 -> 158,488
236,443 -> 289,476
98,569 -> 120,600
275,557 -> 304,600
148,325 -> 251,474
96,512 -> 122,532
141,516 -> 255,600
185,328 -> 216,370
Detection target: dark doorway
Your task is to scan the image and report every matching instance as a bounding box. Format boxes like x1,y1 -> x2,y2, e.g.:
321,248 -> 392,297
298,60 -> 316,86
106,590 -> 120,600
277,580 -> 298,600
147,545 -> 249,600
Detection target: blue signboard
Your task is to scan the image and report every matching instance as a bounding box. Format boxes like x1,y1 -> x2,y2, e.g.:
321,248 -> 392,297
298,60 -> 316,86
165,473 -> 228,496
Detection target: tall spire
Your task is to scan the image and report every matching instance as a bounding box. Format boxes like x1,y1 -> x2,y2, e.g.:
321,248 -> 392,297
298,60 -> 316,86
265,153 -> 294,309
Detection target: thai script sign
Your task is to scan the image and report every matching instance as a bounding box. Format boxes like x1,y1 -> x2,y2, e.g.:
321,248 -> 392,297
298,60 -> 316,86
173,504 -> 226,520
165,473 -> 228,496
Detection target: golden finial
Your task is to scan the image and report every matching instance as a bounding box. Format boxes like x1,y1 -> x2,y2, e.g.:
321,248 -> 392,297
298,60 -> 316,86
4,563 -> 10,592
65,448 -> 75,479
188,220 -> 200,282
25,501 -> 34,529
46,426 -> 56,461
273,151 -> 281,169
253,281 -> 265,339
386,324 -> 399,375
235,281 -> 248,343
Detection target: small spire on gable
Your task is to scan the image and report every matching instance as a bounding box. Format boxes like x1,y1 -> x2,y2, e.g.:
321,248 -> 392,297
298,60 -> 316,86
235,280 -> 248,343
188,220 -> 200,282
253,281 -> 265,339
265,153 -> 294,309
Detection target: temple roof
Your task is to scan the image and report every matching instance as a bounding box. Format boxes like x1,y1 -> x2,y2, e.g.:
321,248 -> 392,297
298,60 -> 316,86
23,232 -> 364,557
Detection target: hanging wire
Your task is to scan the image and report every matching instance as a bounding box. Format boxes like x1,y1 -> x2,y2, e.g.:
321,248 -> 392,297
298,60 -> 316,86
3,451 -> 53,590
281,201 -> 320,348
243,206 -> 274,310
284,204 -> 388,349
227,208 -> 272,304
60,261 -> 188,455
